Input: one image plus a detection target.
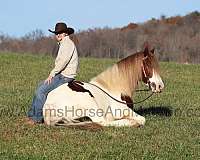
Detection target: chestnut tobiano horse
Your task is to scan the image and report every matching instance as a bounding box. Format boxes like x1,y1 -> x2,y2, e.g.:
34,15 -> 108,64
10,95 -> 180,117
43,46 -> 164,127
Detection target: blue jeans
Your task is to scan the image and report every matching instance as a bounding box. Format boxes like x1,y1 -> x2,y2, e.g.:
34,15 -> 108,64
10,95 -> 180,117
27,74 -> 74,123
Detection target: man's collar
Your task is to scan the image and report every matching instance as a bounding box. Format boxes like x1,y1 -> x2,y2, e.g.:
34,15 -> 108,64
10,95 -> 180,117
60,35 -> 70,44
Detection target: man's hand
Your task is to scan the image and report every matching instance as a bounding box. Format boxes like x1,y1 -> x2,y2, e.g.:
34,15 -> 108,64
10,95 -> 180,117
45,75 -> 53,85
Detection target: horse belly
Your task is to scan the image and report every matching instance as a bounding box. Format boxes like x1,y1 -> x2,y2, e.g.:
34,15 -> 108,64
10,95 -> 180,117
43,84 -> 97,125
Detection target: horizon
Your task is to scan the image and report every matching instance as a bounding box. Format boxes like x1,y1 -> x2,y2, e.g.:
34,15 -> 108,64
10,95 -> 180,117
0,0 -> 200,37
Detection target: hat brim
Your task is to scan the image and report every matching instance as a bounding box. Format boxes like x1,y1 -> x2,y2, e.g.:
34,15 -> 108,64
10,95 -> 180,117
48,27 -> 74,35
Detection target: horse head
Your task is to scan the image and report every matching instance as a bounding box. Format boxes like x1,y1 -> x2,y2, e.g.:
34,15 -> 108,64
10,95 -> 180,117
142,46 -> 164,93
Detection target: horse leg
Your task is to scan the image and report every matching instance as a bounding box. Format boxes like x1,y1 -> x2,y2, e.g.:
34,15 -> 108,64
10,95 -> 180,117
43,103 -> 63,126
103,106 -> 145,127
101,119 -> 141,127
128,111 -> 146,127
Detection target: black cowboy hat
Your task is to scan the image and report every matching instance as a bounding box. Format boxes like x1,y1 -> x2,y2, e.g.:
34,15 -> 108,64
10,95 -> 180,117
48,22 -> 74,35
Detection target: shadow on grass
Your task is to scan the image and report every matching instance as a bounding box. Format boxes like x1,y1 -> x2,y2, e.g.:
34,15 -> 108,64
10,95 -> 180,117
135,106 -> 173,117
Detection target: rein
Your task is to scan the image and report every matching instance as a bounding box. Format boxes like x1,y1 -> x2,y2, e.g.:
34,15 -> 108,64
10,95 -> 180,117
86,82 -> 154,105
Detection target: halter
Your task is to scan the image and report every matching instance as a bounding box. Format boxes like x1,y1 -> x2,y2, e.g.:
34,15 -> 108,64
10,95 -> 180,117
142,57 -> 153,90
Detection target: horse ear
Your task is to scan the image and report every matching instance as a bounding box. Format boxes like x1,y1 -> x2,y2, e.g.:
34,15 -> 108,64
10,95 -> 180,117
151,48 -> 155,54
144,46 -> 149,57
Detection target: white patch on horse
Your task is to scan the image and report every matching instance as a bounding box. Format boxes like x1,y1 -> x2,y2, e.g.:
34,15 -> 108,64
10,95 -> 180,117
149,69 -> 164,93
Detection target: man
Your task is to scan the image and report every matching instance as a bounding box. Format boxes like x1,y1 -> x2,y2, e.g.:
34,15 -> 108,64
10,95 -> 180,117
26,22 -> 79,124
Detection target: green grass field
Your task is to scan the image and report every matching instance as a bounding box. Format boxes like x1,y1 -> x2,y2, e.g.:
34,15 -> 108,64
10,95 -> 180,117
0,53 -> 200,160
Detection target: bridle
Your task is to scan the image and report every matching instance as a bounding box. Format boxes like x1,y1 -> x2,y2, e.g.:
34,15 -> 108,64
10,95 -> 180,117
142,60 -> 152,90
142,56 -> 158,93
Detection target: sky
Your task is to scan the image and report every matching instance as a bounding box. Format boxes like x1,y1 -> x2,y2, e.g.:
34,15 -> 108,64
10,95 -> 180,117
0,0 -> 200,37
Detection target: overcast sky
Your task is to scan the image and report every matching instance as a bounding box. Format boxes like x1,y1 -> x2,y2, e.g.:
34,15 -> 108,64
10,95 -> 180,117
0,0 -> 200,37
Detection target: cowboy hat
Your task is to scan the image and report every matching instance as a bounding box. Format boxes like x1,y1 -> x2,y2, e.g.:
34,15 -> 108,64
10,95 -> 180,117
48,22 -> 74,35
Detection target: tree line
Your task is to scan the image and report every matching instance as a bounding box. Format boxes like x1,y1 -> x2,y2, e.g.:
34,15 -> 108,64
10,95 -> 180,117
0,11 -> 200,63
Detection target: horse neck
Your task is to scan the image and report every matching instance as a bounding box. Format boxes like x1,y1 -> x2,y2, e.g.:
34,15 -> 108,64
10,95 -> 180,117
90,53 -> 143,97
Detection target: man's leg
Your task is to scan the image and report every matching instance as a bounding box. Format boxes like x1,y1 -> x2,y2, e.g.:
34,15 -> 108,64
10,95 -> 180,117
27,74 -> 73,123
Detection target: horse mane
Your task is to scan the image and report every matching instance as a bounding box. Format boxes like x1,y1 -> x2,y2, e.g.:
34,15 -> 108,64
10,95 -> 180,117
90,52 -> 144,96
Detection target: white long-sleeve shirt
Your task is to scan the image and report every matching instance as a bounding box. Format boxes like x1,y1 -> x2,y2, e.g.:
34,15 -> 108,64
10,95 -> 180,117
50,36 -> 79,78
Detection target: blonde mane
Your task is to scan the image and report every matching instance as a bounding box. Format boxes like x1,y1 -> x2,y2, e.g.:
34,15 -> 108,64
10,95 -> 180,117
90,52 -> 143,96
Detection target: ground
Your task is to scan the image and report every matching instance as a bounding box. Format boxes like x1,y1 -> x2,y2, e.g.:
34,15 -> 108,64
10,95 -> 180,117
0,53 -> 199,159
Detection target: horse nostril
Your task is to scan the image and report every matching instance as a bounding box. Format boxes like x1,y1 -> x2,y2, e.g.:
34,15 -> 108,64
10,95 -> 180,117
159,85 -> 163,90
150,82 -> 156,90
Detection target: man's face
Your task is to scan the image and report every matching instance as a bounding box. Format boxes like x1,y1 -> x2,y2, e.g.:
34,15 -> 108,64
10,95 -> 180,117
55,33 -> 66,42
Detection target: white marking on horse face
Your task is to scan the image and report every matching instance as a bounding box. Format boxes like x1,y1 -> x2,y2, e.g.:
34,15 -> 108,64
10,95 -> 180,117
149,70 -> 164,93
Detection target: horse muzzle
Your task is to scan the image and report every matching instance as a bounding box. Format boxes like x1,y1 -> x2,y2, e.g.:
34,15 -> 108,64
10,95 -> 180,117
150,82 -> 164,93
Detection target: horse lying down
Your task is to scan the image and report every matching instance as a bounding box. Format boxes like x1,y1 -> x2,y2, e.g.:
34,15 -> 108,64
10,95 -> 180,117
43,46 -> 164,127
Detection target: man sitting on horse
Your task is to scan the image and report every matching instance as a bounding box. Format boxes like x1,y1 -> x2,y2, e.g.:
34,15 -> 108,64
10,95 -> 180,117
26,22 -> 79,125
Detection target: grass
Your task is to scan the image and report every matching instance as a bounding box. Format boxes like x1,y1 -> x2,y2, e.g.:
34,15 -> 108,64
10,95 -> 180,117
0,53 -> 200,160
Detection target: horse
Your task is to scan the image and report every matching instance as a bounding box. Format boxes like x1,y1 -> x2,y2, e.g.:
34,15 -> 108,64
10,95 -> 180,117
43,46 -> 164,127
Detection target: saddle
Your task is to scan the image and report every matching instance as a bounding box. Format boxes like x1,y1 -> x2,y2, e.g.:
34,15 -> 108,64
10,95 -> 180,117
68,80 -> 94,97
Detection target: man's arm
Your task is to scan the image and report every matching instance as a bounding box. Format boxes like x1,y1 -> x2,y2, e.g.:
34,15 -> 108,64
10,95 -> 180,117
49,41 -> 74,77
